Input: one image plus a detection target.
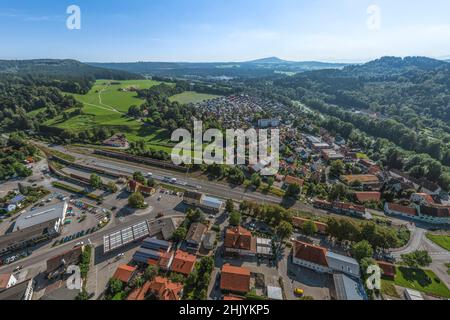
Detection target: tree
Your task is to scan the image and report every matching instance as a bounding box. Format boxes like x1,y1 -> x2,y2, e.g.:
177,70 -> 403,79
172,226 -> 187,242
144,265 -> 159,281
401,250 -> 432,268
229,211 -> 242,226
351,240 -> 374,262
133,171 -> 146,184
128,192 -> 145,208
251,173 -> 262,188
132,276 -> 145,288
186,208 -> 204,223
275,221 -> 293,243
75,289 -> 90,300
267,176 -> 275,189
90,174 -> 102,189
107,278 -> 123,296
329,160 -> 345,178
301,220 -> 318,237
285,183 -> 301,199
225,199 -> 234,213
328,183 -> 348,201
107,181 -> 118,193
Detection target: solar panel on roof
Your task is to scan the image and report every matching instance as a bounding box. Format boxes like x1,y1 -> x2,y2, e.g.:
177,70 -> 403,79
103,221 -> 150,254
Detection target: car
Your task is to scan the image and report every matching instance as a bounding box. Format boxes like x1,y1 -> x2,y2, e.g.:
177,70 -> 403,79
147,172 -> 153,177
74,242 -> 84,247
294,288 -> 304,296
14,266 -> 23,272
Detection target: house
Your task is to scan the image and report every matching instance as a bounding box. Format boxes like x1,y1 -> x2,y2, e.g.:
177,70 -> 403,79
292,217 -> 328,234
224,226 -> 257,256
0,279 -> 34,300
0,274 -> 17,289
186,223 -> 208,250
183,191 -> 203,206
257,118 -> 280,128
147,216 -> 184,240
223,295 -> 244,301
256,238 -> 273,256
292,240 -> 360,278
410,193 -> 435,205
284,175 -> 304,188
384,202 -> 449,225
112,265 -> 137,284
333,274 -> 367,300
127,180 -> 156,197
332,201 -> 370,220
202,231 -> 217,250
220,264 -> 251,294
321,149 -> 344,162
46,246 -> 84,279
377,261 -> 396,279
103,134 -> 129,149
127,276 -> 183,301
354,192 -> 381,203
341,174 -> 381,190
171,250 -> 197,275
384,202 -> 418,219
183,191 -> 224,213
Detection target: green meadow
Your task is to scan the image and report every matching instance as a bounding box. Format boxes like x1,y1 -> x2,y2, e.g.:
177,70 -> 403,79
169,91 -> 221,104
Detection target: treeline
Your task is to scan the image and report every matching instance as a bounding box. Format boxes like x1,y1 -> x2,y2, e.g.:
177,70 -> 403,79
0,132 -> 37,180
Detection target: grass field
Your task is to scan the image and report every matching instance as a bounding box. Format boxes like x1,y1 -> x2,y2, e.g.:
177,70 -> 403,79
45,80 -> 173,147
381,279 -> 400,298
394,267 -> 450,298
169,91 -> 221,104
426,233 -> 450,251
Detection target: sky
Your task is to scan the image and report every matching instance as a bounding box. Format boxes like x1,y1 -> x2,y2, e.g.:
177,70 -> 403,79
1,0 -> 450,62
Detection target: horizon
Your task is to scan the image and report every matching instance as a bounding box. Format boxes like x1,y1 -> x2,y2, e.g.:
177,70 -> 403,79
1,0 -> 450,62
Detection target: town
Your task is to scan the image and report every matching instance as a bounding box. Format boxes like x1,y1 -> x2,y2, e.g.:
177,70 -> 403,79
0,92 -> 449,301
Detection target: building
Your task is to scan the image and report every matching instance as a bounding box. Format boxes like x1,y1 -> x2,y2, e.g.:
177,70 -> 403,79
385,202 -> 450,225
341,175 -> 381,190
46,246 -> 84,279
171,250 -> 197,275
0,279 -> 34,300
377,261 -> 396,279
0,274 -> 17,289
410,193 -> 435,205
127,180 -> 156,197
405,288 -> 424,300
127,276 -> 183,301
257,118 -> 280,128
332,201 -> 370,220
224,226 -> 257,256
220,264 -> 251,294
112,265 -> 137,284
267,285 -> 283,300
333,274 -> 367,300
312,142 -> 331,151
292,240 -> 360,278
13,201 -> 68,234
202,231 -> 217,250
292,217 -> 328,234
183,191 -> 224,213
256,238 -> 273,256
321,149 -> 344,162
354,192 -> 381,203
147,216 -> 184,240
284,175 -> 305,188
186,223 -> 208,250
103,134 -> 129,149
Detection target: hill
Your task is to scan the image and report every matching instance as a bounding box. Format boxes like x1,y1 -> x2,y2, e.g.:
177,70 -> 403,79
88,58 -> 348,78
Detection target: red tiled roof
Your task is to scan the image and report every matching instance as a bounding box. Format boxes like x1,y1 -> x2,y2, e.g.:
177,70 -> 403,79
292,217 -> 328,234
224,226 -> 256,252
223,295 -> 244,301
292,240 -> 328,267
355,192 -> 381,203
284,175 -> 305,187
127,277 -> 183,301
0,274 -> 12,289
220,264 -> 251,293
377,261 -> 396,278
387,203 -> 417,216
171,250 -> 196,275
127,281 -> 152,301
112,265 -> 136,283
128,180 -> 139,193
333,201 -> 366,214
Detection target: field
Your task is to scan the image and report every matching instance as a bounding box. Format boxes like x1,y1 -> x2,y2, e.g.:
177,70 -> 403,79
394,267 -> 450,298
426,233 -> 450,251
45,80 -> 173,149
169,91 -> 221,104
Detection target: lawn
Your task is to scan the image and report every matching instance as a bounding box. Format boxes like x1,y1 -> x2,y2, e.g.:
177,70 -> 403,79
426,233 -> 450,251
394,267 -> 450,298
45,79 -> 173,147
381,279 -> 400,298
169,91 -> 221,104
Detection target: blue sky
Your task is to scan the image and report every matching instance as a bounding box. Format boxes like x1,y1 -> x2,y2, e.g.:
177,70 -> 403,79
1,0 -> 450,62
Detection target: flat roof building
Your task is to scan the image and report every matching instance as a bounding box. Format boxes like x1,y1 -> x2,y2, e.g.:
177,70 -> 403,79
13,202 -> 67,235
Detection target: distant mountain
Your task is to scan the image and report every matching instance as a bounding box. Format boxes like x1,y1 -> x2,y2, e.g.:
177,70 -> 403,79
0,59 -> 142,80
342,56 -> 449,77
88,58 -> 349,79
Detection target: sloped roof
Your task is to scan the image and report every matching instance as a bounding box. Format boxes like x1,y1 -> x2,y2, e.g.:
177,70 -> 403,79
284,175 -> 305,186
171,250 -> 196,275
224,226 -> 256,252
292,240 -> 328,267
355,192 -> 381,203
220,264 -> 251,293
0,274 -> 13,289
112,265 -> 136,283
